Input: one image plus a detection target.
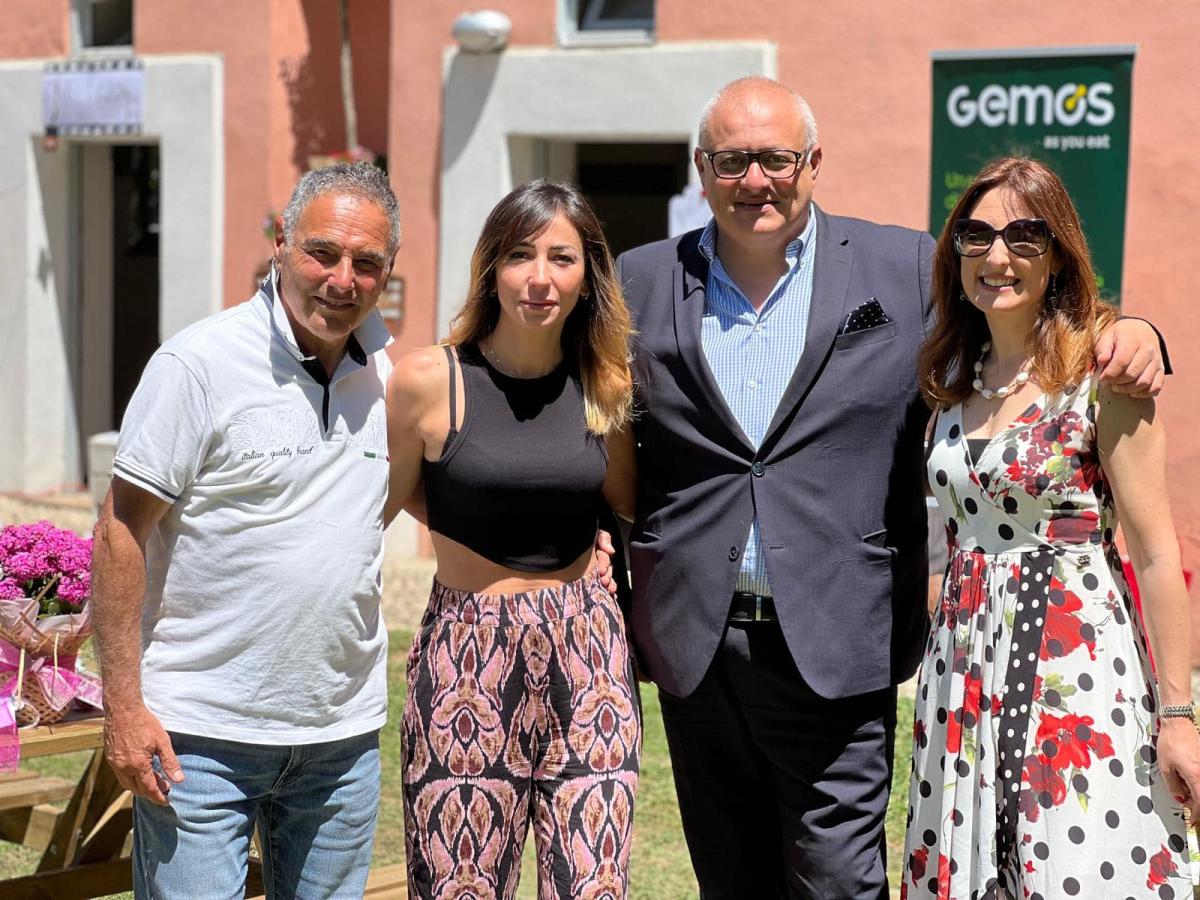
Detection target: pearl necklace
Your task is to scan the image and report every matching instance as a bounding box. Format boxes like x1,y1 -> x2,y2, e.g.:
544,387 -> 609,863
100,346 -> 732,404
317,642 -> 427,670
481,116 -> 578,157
972,342 -> 1031,400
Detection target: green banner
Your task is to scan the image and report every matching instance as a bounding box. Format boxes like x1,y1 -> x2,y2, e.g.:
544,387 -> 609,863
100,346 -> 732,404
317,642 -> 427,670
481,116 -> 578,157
930,48 -> 1134,301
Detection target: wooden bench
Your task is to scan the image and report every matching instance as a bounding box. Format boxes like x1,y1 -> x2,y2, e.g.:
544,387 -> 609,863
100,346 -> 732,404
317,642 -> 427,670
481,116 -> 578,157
0,714 -> 143,899
0,768 -> 78,813
0,715 -> 394,899
0,768 -> 79,854
364,863 -> 407,897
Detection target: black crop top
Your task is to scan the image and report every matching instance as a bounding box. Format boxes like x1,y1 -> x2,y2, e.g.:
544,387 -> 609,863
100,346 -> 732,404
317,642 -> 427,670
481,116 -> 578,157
422,344 -> 608,573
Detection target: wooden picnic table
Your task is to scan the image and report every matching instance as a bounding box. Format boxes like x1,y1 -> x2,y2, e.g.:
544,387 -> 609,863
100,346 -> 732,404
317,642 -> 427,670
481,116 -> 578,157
0,711 -> 272,899
0,712 -> 405,898
0,711 -> 135,898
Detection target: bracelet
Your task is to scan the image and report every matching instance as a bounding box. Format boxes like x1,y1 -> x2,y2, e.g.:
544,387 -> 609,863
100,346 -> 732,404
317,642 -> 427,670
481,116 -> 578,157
1160,703 -> 1195,719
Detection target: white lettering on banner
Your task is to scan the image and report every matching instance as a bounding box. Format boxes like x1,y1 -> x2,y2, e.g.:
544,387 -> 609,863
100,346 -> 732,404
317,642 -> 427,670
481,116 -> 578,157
978,85 -> 1007,127
1084,83 -> 1115,125
1007,85 -> 1054,125
1042,133 -> 1111,152
947,81 -> 1116,128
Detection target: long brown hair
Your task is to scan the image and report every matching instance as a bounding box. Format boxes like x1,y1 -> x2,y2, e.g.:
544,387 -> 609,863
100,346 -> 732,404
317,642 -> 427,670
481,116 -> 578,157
447,180 -> 633,435
918,157 -> 1117,407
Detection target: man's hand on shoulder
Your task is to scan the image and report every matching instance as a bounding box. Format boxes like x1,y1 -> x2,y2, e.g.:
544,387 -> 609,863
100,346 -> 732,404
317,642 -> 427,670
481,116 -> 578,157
104,704 -> 183,806
594,530 -> 617,597
1095,317 -> 1166,398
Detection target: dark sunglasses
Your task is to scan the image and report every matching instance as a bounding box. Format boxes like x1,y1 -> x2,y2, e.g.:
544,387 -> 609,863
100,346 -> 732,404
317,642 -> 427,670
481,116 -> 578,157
952,218 -> 1054,258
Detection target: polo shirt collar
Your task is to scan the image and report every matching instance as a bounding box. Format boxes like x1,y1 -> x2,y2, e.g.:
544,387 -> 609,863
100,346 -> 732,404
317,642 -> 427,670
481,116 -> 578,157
260,264 -> 392,366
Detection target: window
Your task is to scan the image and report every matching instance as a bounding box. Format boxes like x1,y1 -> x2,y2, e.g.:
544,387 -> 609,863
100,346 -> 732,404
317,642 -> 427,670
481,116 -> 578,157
72,0 -> 134,51
577,0 -> 654,31
560,0 -> 654,46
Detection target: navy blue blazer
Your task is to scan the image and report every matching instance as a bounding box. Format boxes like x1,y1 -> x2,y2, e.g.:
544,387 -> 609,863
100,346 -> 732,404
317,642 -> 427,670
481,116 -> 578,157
616,206 -> 936,699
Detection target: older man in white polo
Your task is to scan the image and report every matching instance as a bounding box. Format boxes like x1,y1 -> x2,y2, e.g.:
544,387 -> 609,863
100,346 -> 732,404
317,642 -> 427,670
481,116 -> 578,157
92,162 -> 398,899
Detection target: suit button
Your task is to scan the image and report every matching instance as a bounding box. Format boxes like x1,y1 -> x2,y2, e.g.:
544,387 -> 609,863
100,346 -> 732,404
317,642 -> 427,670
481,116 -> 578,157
729,546 -> 739,561
751,461 -> 765,477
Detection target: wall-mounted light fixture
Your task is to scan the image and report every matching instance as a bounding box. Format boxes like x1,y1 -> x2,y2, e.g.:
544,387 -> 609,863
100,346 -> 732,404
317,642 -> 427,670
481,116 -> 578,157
451,10 -> 512,53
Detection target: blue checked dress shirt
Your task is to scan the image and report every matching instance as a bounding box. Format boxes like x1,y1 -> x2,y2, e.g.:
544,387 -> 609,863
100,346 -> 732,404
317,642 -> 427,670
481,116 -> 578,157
698,206 -> 817,596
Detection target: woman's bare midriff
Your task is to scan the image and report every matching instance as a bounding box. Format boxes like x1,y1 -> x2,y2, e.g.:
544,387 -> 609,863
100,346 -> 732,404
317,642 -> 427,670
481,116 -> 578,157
429,531 -> 596,595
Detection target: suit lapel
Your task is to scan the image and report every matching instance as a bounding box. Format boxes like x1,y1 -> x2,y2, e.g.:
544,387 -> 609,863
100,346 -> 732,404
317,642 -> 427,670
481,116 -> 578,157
763,207 -> 854,443
673,238 -> 755,452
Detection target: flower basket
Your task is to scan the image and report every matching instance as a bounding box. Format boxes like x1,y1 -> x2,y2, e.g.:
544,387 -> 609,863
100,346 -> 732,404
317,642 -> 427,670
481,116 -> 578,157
0,520 -> 93,656
15,674 -> 68,726
0,521 -> 101,771
0,598 -> 92,657
9,649 -> 94,727
0,637 -> 103,772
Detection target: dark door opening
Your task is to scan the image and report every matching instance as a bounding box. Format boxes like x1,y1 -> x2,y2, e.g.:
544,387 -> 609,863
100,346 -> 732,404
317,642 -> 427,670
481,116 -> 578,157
110,144 -> 160,426
575,142 -> 690,257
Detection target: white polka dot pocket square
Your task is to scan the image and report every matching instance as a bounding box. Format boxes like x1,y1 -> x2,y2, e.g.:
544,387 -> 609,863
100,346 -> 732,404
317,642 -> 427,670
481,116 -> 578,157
838,297 -> 893,335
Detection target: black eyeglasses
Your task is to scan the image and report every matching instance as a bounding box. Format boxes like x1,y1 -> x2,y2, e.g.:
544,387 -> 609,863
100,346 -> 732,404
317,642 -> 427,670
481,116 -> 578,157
953,218 -> 1054,258
701,148 -> 811,180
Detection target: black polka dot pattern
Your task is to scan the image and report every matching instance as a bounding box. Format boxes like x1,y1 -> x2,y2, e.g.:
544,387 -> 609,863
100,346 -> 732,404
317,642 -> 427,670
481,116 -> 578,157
838,297 -> 892,334
994,547 -> 1054,870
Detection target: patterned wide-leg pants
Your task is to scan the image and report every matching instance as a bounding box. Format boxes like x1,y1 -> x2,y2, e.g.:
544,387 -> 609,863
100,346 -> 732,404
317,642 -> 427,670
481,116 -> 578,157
401,572 -> 641,899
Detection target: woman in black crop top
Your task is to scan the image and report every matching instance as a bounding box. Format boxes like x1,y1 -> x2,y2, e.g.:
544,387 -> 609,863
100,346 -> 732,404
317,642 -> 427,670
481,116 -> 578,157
385,182 -> 640,899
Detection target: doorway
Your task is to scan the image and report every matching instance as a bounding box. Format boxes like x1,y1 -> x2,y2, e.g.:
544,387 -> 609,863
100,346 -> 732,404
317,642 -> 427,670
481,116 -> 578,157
109,144 -> 160,426
574,142 -> 691,257
75,142 -> 160,475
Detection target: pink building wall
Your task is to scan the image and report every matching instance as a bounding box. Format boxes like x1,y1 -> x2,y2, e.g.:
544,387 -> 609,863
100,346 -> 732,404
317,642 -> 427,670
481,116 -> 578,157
0,0 -> 390,309
5,2 -> 69,56
387,3 -> 558,358
136,0 -> 391,305
388,1 -> 1200,580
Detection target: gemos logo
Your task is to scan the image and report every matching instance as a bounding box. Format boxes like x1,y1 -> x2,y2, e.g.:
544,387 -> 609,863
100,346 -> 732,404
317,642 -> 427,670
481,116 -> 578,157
947,82 -> 1115,128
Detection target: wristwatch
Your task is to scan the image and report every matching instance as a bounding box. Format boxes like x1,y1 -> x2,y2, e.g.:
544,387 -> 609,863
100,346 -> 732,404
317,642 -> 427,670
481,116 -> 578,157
1160,702 -> 1196,720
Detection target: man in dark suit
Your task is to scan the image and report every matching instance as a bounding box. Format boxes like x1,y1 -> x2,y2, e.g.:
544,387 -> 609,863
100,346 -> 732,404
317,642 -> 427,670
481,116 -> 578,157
615,76 -> 1165,899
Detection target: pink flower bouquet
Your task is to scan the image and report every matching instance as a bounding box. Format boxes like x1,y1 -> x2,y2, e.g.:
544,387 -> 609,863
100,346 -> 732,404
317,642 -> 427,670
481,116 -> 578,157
0,522 -> 102,761
0,520 -> 94,656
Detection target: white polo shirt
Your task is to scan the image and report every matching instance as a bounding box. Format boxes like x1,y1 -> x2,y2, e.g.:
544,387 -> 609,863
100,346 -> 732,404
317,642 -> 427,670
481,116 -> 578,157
113,275 -> 392,744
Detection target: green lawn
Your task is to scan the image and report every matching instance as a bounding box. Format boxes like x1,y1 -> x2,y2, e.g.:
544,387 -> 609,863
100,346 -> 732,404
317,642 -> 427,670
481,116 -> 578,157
1,632 -> 917,899
888,695 -> 916,895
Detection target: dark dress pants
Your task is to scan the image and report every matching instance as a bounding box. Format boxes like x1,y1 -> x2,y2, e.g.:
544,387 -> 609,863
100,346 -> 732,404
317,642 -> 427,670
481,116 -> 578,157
658,619 -> 896,900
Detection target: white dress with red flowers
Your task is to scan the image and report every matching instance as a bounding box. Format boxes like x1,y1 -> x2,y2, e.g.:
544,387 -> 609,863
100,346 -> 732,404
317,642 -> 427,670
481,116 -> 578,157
902,374 -> 1191,900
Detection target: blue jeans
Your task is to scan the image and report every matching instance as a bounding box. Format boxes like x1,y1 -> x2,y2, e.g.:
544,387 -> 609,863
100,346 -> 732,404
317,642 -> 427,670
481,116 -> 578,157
133,729 -> 380,900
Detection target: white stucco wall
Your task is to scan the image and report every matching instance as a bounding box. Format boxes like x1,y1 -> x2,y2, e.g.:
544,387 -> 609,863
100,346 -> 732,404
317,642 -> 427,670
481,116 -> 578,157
143,56 -> 225,339
0,55 -> 223,492
436,41 -> 774,338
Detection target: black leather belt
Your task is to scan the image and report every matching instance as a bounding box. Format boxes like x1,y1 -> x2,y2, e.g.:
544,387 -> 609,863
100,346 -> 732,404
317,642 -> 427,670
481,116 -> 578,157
729,592 -> 776,623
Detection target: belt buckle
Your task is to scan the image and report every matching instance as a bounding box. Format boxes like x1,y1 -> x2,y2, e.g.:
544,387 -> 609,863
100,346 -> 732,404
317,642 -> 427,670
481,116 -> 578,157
730,592 -> 771,624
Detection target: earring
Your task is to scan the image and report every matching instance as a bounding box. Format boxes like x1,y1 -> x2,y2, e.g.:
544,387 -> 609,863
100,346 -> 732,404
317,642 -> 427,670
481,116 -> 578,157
1046,273 -> 1059,307
959,289 -> 969,303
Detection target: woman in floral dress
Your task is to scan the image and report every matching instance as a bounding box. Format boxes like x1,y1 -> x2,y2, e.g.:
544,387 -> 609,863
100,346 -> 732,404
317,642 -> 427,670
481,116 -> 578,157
903,157 -> 1200,899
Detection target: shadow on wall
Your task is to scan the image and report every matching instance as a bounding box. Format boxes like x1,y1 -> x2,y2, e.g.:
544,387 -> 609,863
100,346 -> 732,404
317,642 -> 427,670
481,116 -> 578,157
442,51 -> 502,171
280,0 -> 392,172
279,50 -> 335,172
